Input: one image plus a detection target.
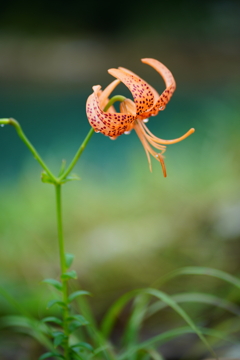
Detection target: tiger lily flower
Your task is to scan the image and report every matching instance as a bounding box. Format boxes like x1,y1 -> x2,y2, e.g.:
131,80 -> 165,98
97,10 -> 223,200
86,58 -> 195,177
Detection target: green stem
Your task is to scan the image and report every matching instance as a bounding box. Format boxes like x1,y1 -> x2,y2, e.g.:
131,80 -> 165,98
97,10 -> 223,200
0,118 -> 57,182
59,95 -> 126,181
103,95 -> 126,111
59,127 -> 95,181
55,184 -> 70,359
0,95 -> 126,184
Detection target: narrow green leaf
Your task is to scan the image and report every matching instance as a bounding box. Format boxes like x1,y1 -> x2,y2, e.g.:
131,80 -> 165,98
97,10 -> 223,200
143,288 -> 216,358
155,266 -> 240,289
65,253 -> 74,269
0,315 -> 55,352
42,279 -> 63,291
52,331 -> 63,337
39,352 -> 64,360
68,315 -> 89,333
91,344 -> 113,357
146,349 -> 165,360
68,291 -> 91,303
71,351 -> 84,360
72,290 -> 96,327
47,300 -> 66,309
61,270 -> 77,280
39,352 -> 52,360
146,292 -> 240,318
39,352 -> 55,360
71,342 -> 94,352
41,172 -> 55,184
101,291 -> 136,338
58,159 -> 66,176
67,314 -> 89,325
54,333 -> 66,348
61,174 -> 81,183
123,294 -> 149,348
0,315 -> 33,329
101,288 -> 216,358
118,326 -> 223,360
68,321 -> 83,333
42,317 -> 63,326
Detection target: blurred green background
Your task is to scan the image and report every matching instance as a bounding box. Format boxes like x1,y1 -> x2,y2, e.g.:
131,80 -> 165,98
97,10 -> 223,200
0,0 -> 240,359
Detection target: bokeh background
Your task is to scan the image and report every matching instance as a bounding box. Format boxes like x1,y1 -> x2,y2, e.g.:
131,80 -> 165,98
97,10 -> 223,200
0,0 -> 240,359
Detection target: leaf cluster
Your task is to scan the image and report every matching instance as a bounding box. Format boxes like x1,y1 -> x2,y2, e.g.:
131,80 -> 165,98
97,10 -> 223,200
2,266 -> 240,360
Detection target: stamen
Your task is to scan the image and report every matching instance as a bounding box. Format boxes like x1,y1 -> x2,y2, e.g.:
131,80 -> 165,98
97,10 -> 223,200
138,121 -> 166,151
142,122 -> 195,145
134,120 -> 167,177
134,122 -> 153,172
156,154 -> 167,177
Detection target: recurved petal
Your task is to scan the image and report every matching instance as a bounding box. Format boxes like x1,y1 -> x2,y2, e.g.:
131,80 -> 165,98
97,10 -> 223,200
141,58 -> 176,89
99,79 -> 121,111
146,85 -> 176,117
139,59 -> 176,118
86,93 -> 128,137
86,93 -> 102,132
93,86 -> 135,129
119,67 -> 159,104
86,87 -> 135,138
108,68 -> 155,115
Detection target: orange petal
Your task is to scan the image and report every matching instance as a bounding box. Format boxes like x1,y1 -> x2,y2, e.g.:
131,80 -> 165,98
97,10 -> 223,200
140,58 -> 176,117
94,87 -> 135,128
86,93 -> 127,137
119,67 -> 159,104
141,58 -> 176,89
99,79 -> 120,110
86,87 -> 135,137
108,68 -> 155,115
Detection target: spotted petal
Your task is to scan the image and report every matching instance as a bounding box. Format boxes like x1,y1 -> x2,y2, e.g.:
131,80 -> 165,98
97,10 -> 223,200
139,58 -> 176,118
118,67 -> 159,104
86,85 -> 135,137
108,68 -> 155,115
99,79 -> 120,112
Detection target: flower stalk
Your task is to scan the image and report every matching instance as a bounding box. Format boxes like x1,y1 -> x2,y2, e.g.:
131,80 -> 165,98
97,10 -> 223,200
6,118 -> 57,182
55,184 -> 70,359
